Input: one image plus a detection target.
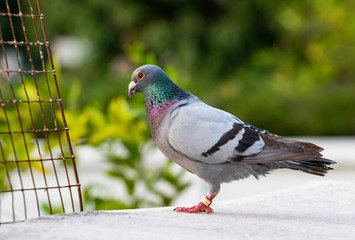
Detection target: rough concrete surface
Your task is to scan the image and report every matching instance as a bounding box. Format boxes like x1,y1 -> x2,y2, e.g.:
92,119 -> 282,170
1,181 -> 354,240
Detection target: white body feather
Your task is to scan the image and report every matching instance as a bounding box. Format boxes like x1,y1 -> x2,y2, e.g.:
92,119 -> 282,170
167,99 -> 265,164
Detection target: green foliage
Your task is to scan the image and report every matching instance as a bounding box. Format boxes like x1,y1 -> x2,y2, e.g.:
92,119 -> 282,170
0,69 -> 62,190
42,203 -> 64,215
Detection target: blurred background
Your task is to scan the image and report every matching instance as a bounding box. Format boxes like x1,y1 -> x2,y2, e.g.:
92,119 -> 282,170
1,0 -> 354,215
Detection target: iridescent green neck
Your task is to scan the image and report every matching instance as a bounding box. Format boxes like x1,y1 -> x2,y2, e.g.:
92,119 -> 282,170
143,80 -> 188,108
143,79 -> 190,135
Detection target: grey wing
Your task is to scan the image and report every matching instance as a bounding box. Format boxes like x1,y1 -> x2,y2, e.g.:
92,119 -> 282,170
167,100 -> 265,164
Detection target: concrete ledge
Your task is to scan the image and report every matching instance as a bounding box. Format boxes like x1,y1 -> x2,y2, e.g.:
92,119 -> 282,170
1,181 -> 354,240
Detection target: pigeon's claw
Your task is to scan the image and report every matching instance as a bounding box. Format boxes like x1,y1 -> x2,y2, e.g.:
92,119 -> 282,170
174,197 -> 214,213
174,202 -> 214,213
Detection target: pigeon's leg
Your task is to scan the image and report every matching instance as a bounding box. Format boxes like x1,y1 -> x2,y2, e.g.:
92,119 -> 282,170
174,184 -> 220,213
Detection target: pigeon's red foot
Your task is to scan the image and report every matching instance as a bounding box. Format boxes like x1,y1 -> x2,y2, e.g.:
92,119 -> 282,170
174,196 -> 213,213
174,202 -> 213,213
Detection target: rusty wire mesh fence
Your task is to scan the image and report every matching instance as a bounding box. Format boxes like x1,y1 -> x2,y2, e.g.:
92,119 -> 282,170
0,0 -> 83,224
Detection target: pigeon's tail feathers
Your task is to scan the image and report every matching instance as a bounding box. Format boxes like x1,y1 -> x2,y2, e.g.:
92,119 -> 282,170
238,133 -> 326,163
289,157 -> 336,176
217,156 -> 335,184
262,133 -> 325,156
241,157 -> 335,182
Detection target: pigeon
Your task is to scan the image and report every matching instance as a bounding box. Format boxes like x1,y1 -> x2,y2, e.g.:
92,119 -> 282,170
128,64 -> 336,213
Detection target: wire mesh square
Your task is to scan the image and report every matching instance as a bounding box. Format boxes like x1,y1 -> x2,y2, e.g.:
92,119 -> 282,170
0,0 -> 83,224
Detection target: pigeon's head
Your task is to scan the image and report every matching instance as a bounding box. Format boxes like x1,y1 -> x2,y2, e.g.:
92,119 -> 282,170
128,64 -> 167,98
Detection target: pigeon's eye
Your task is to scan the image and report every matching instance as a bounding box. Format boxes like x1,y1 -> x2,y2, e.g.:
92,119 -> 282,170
137,72 -> 145,81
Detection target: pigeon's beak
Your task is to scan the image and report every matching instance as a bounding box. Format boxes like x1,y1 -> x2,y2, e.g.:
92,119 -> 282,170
128,81 -> 137,98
